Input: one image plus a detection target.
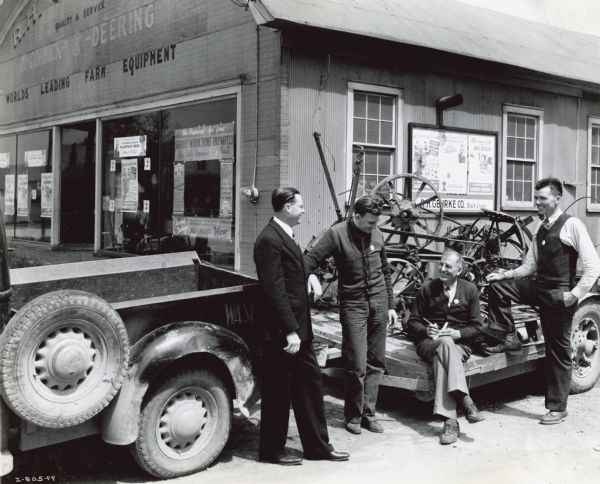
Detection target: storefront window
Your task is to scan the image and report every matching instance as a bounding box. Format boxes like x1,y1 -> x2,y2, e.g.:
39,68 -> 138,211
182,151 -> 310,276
101,98 -> 236,268
0,135 -> 17,236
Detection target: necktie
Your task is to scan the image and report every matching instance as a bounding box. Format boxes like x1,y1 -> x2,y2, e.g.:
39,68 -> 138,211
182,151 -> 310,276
443,286 -> 451,307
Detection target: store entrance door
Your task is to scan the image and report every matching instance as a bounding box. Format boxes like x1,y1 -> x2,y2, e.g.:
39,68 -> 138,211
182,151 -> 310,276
60,123 -> 95,244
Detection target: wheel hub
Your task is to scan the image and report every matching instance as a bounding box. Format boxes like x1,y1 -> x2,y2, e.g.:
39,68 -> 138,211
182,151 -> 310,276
34,329 -> 96,392
392,200 -> 420,228
571,317 -> 599,374
159,392 -> 208,452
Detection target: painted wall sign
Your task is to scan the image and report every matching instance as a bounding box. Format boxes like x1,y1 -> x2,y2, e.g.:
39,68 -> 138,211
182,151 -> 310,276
114,135 -> 146,157
24,149 -> 46,167
174,122 -> 235,161
41,172 -> 53,218
409,124 -> 497,212
173,216 -> 232,240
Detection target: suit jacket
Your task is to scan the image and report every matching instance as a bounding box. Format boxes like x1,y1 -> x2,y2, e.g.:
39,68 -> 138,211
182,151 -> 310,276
406,278 -> 482,345
253,218 -> 313,343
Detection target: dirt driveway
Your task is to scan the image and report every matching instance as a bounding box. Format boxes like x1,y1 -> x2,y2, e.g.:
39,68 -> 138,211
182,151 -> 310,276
7,372 -> 600,484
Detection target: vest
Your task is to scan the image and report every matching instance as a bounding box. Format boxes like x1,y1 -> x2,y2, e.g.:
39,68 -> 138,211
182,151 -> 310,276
536,213 -> 578,288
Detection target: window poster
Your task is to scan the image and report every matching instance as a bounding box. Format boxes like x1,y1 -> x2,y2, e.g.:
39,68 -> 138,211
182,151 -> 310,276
173,162 -> 185,214
114,135 -> 147,158
17,174 -> 29,217
219,158 -> 233,218
121,159 -> 139,212
41,173 -> 53,218
173,215 -> 232,240
0,153 -> 9,169
174,122 -> 235,161
410,125 -> 497,212
24,150 -> 46,168
4,175 -> 14,216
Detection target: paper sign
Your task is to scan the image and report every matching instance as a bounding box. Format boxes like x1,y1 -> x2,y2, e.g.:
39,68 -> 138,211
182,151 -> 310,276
144,158 -> 151,170
25,150 -> 46,168
0,153 -> 9,169
41,173 -> 53,218
31,188 -> 37,200
110,159 -> 116,171
143,200 -> 150,213
173,216 -> 232,240
17,174 -> 28,217
114,135 -> 147,157
121,159 -> 138,212
174,122 -> 234,161
4,175 -> 14,216
109,199 -> 115,212
219,158 -> 233,218
172,162 -> 185,214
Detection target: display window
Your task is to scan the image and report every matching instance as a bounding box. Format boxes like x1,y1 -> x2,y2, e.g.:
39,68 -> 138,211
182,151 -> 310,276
0,131 -> 52,242
101,98 -> 236,268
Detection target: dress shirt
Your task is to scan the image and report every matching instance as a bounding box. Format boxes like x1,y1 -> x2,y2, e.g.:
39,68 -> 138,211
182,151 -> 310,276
273,216 -> 294,240
505,209 -> 600,298
443,280 -> 458,307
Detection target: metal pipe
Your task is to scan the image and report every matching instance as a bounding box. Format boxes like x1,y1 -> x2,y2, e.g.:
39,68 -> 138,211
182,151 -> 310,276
435,93 -> 463,126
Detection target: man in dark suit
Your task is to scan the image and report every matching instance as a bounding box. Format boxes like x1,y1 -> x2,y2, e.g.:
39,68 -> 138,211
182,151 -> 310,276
406,247 -> 484,445
253,187 -> 349,466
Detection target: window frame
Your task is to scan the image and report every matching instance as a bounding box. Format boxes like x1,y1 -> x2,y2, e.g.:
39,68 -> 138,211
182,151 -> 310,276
346,82 -> 403,198
501,104 -> 544,210
587,116 -> 600,212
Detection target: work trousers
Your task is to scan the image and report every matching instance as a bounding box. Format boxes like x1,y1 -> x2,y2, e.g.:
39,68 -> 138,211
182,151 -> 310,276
486,279 -> 576,411
339,291 -> 388,423
259,340 -> 333,459
417,337 -> 470,420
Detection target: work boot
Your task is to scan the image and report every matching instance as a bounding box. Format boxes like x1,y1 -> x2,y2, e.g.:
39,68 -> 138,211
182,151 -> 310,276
361,417 -> 384,433
440,418 -> 459,445
461,395 -> 485,423
540,410 -> 568,425
345,420 -> 362,434
485,332 -> 522,354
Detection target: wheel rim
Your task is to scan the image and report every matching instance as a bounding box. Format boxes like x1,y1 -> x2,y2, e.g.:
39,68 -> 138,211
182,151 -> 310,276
156,386 -> 218,460
372,173 -> 443,249
571,315 -> 600,379
26,319 -> 108,401
387,258 -> 425,305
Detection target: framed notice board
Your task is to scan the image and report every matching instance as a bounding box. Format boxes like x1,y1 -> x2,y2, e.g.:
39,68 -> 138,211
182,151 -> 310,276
409,123 -> 498,213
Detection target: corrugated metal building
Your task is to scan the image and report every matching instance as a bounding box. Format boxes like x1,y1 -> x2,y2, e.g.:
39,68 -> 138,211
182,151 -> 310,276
1,0 -> 600,274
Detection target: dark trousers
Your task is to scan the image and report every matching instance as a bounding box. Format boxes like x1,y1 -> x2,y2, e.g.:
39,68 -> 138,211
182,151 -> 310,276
339,291 -> 388,423
259,340 -> 332,459
486,279 -> 576,411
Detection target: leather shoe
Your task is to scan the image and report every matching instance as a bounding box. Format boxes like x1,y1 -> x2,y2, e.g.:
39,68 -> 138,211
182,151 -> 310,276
440,418 -> 459,445
361,417 -> 384,433
485,332 -> 522,354
305,450 -> 350,461
540,410 -> 568,425
260,454 -> 303,465
462,395 -> 485,423
345,421 -> 362,434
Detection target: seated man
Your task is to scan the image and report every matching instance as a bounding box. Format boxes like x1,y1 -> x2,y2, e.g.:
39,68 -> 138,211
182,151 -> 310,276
406,247 -> 484,445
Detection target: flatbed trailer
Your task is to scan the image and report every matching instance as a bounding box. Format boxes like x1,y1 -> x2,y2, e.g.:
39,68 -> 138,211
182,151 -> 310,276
311,299 -> 600,400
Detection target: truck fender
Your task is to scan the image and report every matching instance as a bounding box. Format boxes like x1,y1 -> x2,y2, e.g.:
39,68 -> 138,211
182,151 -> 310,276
101,321 -> 256,445
577,292 -> 600,306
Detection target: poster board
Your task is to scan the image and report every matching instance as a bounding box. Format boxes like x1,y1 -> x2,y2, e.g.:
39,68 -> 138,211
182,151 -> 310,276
409,124 -> 497,212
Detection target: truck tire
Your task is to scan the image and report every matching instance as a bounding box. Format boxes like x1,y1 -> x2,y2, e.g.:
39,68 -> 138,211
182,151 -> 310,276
0,290 -> 129,428
570,302 -> 600,394
130,369 -> 232,479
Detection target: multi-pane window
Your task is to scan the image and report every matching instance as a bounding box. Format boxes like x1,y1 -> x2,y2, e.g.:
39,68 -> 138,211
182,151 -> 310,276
588,121 -> 600,210
351,91 -> 396,195
502,106 -> 542,208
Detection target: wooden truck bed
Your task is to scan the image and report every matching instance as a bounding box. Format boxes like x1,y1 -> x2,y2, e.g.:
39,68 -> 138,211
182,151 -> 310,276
311,304 -> 546,401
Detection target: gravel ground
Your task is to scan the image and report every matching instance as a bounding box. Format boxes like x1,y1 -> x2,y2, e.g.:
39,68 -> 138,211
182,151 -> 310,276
6,371 -> 600,484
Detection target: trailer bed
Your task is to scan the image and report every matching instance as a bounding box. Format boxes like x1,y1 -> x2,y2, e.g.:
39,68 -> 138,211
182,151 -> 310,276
311,304 -> 546,401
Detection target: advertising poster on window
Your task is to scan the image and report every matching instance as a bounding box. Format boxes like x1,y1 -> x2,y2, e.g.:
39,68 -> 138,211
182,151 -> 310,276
17,174 -> 29,217
41,173 -> 53,218
114,136 -> 147,158
219,158 -> 233,218
410,125 -> 496,212
121,159 -> 139,212
173,216 -> 232,240
4,175 -> 14,216
173,162 -> 185,215
174,122 -> 235,161
0,153 -> 9,169
24,150 -> 46,168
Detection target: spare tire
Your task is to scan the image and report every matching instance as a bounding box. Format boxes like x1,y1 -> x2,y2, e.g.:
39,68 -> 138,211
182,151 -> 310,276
0,290 -> 129,428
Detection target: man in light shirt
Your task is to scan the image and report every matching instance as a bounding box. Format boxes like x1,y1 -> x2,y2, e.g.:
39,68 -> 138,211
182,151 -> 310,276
485,177 -> 600,425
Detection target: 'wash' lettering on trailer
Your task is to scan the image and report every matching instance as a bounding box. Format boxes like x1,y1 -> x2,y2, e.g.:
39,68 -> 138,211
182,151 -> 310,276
224,303 -> 254,326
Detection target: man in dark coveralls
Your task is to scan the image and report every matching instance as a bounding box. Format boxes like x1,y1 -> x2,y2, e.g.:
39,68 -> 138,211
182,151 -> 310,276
407,247 -> 485,445
304,195 -> 398,435
254,187 -> 349,465
485,177 -> 600,425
